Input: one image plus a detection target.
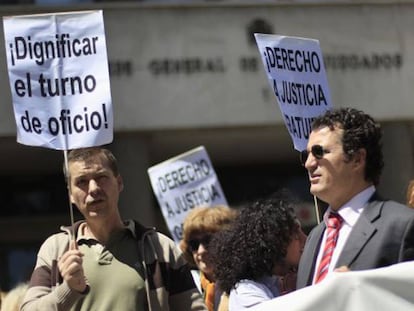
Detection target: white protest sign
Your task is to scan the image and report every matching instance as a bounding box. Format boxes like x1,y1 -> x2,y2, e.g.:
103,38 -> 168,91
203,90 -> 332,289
252,262 -> 414,311
255,34 -> 332,151
148,146 -> 228,243
3,10 -> 113,150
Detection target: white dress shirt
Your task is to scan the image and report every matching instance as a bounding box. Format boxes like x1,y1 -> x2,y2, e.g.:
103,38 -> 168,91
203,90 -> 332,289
312,185 -> 376,284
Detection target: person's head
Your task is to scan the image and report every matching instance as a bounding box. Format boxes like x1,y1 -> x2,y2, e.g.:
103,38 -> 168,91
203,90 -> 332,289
180,205 -> 238,280
1,282 -> 28,311
65,147 -> 123,221
209,192 -> 306,294
300,108 -> 383,210
407,180 -> 414,208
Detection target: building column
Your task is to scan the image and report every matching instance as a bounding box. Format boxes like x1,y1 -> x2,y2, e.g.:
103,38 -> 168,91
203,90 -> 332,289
111,135 -> 163,229
377,122 -> 414,204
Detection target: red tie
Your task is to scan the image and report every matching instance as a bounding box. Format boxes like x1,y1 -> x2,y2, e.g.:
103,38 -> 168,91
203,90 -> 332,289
315,212 -> 343,284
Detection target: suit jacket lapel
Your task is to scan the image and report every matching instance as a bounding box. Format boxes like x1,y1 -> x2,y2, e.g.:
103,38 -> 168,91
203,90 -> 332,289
336,196 -> 383,268
299,223 -> 326,286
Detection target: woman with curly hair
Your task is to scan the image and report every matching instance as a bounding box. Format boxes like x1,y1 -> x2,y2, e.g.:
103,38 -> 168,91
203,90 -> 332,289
180,205 -> 239,311
209,194 -> 306,310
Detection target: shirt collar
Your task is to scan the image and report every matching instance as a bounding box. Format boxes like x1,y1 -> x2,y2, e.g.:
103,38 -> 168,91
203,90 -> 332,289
324,185 -> 376,227
76,220 -> 137,242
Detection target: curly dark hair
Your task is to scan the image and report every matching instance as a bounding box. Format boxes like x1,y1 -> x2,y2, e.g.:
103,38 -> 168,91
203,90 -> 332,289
312,107 -> 384,185
209,193 -> 298,294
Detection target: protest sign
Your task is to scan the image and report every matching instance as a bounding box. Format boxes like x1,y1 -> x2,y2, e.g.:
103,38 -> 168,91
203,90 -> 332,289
252,262 -> 414,311
255,34 -> 332,151
3,10 -> 113,150
148,146 -> 228,243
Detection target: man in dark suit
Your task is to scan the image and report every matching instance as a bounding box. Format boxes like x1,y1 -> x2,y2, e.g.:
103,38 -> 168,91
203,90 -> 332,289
296,107 -> 414,289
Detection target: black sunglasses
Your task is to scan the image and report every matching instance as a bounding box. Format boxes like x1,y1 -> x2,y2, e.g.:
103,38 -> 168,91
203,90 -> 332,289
300,145 -> 329,166
188,235 -> 212,252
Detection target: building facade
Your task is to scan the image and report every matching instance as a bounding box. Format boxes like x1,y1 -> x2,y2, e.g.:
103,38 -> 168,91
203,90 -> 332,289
0,1 -> 413,289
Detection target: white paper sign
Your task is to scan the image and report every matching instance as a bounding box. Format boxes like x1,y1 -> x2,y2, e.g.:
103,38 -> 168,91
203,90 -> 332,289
3,10 -> 113,150
255,34 -> 332,151
251,262 -> 414,311
148,146 -> 228,243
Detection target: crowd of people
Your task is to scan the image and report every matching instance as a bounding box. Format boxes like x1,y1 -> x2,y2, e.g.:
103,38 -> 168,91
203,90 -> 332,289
3,107 -> 413,311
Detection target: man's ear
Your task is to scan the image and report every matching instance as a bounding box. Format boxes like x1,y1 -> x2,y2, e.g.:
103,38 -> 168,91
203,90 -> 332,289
69,190 -> 76,205
353,148 -> 367,169
65,172 -> 73,200
117,175 -> 124,192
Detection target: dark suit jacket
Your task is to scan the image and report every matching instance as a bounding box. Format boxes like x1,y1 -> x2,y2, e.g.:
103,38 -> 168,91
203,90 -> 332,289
296,192 -> 414,289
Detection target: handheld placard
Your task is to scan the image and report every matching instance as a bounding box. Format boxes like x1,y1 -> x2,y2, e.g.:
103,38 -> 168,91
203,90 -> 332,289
255,34 -> 333,223
148,146 -> 228,243
3,10 -> 113,234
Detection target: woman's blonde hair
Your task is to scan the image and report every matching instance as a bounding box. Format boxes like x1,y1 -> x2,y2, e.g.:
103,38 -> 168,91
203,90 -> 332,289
1,282 -> 28,311
180,205 -> 238,266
